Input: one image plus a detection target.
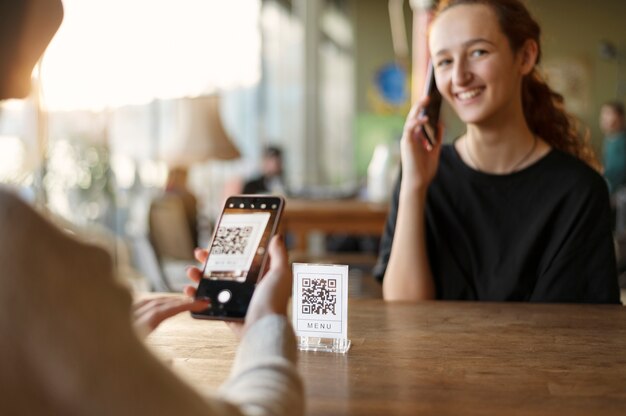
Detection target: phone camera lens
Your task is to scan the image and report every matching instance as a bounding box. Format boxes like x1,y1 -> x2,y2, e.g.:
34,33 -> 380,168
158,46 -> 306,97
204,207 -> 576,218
271,204 -> 277,209
260,204 -> 267,209
239,203 -> 245,208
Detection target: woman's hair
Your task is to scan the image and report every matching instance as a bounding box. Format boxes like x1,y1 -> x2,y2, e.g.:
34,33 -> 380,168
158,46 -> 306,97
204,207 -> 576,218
435,0 -> 599,170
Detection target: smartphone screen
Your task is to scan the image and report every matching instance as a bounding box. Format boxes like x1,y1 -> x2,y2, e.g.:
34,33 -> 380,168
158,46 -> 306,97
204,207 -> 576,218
420,62 -> 442,146
192,195 -> 284,320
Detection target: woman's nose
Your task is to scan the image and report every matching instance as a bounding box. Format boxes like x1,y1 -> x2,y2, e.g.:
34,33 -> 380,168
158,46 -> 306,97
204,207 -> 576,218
452,60 -> 472,86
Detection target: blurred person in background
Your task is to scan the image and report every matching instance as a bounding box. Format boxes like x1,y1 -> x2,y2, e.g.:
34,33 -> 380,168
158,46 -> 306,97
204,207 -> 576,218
0,1 -> 303,415
600,101 -> 626,198
164,166 -> 199,247
600,101 -> 626,232
242,145 -> 288,195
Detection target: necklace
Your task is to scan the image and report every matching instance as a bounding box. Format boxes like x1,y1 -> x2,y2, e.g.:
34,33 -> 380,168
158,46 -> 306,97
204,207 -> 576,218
465,135 -> 537,174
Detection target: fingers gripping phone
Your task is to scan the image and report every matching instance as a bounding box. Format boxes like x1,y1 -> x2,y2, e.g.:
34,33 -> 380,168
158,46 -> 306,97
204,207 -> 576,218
192,195 -> 285,321
419,62 -> 443,146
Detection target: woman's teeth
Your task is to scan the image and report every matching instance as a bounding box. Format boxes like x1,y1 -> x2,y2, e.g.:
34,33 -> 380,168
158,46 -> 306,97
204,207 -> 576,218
456,88 -> 483,100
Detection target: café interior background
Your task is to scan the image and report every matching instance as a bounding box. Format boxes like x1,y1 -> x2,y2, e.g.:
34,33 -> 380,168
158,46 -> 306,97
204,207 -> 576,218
1,0 -> 625,289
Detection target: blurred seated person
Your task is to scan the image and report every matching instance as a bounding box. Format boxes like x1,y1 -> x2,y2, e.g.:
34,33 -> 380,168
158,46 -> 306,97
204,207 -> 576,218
166,167 -> 198,245
601,101 -> 626,196
0,1 -> 303,414
243,145 -> 288,195
600,101 -> 626,232
148,167 -> 200,290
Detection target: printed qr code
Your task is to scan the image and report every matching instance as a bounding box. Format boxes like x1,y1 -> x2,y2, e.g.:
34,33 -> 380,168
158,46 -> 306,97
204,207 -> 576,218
301,278 -> 337,315
211,226 -> 253,255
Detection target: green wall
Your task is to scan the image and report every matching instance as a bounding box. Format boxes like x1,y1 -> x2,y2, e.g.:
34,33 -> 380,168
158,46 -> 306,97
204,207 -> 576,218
353,0 -> 412,177
353,0 -> 413,114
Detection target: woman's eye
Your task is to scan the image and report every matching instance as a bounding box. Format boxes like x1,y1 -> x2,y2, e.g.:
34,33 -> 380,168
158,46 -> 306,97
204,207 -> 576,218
436,58 -> 452,68
471,49 -> 487,57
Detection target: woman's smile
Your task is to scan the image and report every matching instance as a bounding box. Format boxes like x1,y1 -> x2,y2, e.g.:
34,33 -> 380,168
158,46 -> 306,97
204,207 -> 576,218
454,87 -> 485,102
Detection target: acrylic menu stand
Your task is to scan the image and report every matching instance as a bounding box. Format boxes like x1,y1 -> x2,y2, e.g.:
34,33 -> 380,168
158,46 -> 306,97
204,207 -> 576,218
292,263 -> 351,354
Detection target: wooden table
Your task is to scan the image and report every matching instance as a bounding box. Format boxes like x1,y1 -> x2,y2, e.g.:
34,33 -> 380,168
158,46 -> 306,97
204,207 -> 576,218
146,300 -> 626,415
281,199 -> 389,252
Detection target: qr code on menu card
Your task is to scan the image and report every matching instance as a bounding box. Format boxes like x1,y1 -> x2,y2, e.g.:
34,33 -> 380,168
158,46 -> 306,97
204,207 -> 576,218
301,278 -> 337,315
211,226 -> 253,255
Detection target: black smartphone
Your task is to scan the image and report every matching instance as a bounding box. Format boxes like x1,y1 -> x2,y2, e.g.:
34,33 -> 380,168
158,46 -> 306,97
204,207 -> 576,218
192,195 -> 285,321
419,62 -> 443,146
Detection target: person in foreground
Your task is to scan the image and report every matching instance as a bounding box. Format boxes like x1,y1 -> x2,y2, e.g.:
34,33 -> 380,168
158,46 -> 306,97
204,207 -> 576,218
377,0 -> 620,303
0,1 -> 303,415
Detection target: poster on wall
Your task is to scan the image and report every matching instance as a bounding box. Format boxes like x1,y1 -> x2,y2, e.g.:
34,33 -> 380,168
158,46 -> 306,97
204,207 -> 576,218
543,57 -> 591,117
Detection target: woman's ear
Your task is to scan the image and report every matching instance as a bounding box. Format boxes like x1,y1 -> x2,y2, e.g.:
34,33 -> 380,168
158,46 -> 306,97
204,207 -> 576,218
518,39 -> 539,76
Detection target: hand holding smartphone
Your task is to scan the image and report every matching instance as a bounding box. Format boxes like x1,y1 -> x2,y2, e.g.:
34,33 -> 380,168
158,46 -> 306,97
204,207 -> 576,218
419,62 -> 443,146
192,195 -> 285,321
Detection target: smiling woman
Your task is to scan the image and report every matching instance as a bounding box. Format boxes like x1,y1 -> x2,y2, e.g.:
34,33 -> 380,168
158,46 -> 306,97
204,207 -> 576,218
377,0 -> 620,304
41,0 -> 262,111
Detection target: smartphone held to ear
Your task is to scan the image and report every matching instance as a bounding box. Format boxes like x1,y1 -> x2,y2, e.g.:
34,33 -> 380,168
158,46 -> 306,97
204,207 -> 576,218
192,195 -> 285,321
419,62 -> 442,146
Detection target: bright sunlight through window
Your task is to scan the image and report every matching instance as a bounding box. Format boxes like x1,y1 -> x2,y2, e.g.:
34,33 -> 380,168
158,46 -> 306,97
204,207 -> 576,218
42,0 -> 261,110
0,136 -> 26,181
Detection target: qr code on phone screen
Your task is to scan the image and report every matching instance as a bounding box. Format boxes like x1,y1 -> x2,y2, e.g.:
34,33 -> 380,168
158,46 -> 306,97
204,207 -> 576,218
211,226 -> 253,255
301,278 -> 337,315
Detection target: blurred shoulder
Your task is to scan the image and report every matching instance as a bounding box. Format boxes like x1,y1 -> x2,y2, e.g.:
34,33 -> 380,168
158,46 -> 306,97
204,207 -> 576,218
0,187 -> 112,271
0,188 -> 123,309
0,187 -> 41,235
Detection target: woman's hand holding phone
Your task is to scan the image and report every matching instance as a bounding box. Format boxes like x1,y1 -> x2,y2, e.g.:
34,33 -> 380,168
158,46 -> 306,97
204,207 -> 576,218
401,96 -> 443,195
184,235 -> 291,338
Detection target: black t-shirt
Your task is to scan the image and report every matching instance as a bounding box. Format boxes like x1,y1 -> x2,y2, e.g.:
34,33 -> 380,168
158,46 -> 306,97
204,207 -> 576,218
374,144 -> 621,304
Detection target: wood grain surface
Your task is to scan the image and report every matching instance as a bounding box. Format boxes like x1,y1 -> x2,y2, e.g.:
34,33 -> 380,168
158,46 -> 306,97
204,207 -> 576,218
146,299 -> 626,415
